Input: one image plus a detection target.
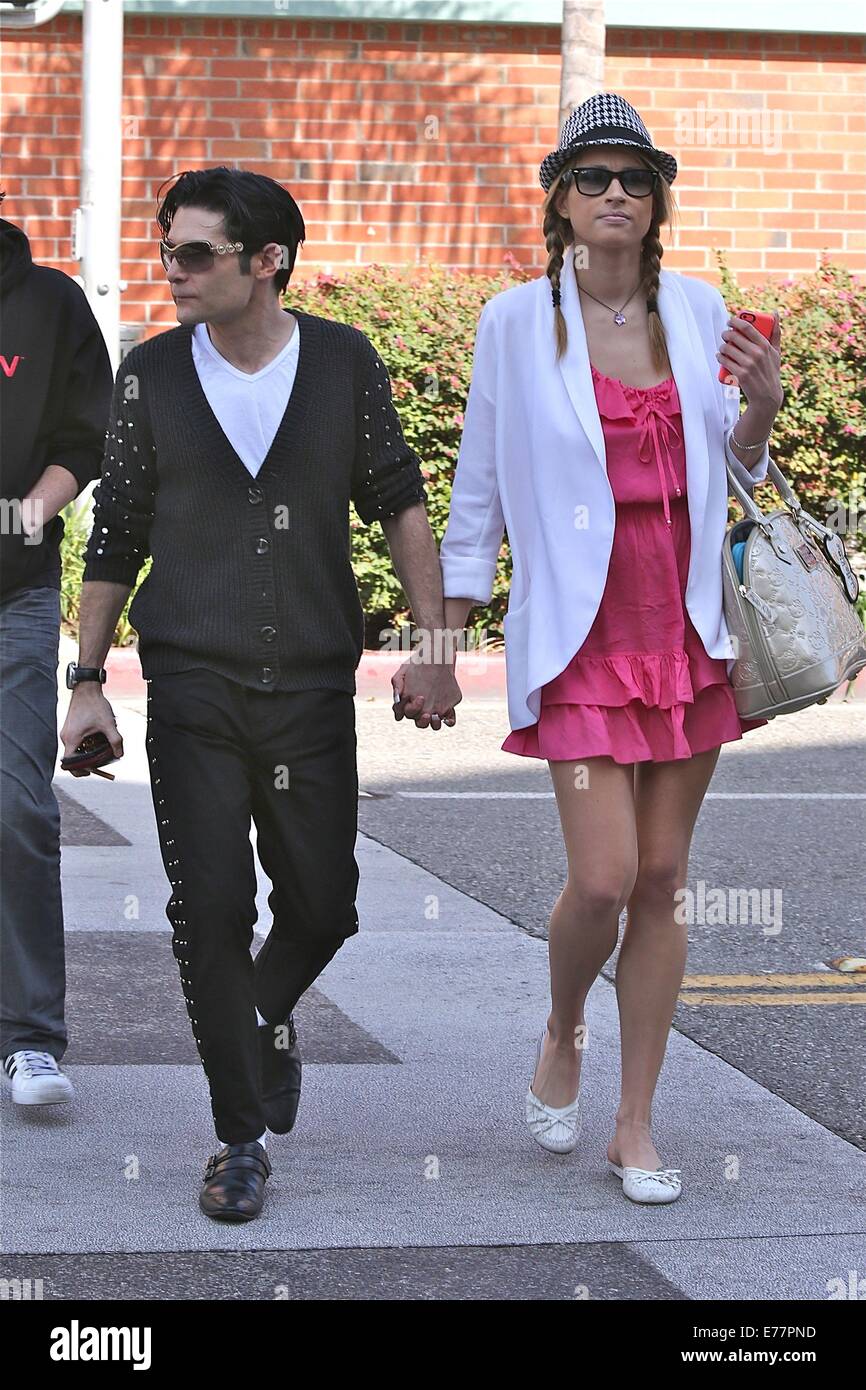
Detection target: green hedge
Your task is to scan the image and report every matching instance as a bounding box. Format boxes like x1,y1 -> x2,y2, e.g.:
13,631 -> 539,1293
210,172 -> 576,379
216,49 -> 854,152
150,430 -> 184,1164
61,257 -> 866,645
717,253 -> 865,516
60,499 -> 147,647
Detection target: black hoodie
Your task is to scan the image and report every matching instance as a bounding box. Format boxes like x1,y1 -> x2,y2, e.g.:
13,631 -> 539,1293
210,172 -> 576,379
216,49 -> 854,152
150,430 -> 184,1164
0,216 -> 113,599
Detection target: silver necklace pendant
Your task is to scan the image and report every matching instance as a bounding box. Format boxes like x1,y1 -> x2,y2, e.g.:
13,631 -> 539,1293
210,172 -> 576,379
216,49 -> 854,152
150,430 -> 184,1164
613,311 -> 626,325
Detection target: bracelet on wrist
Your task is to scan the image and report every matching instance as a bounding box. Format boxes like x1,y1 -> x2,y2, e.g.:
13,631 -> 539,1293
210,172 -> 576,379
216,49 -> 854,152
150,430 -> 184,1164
729,428 -> 771,452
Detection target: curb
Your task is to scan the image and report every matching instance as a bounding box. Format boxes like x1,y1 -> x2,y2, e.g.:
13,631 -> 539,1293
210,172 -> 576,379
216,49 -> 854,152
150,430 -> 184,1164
60,636 -> 866,704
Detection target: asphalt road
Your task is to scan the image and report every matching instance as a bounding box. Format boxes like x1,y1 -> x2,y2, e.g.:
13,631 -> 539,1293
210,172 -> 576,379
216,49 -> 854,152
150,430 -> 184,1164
355,694 -> 866,1150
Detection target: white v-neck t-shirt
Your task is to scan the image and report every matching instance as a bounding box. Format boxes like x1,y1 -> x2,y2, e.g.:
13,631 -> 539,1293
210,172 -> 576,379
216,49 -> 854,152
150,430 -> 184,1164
190,316 -> 301,478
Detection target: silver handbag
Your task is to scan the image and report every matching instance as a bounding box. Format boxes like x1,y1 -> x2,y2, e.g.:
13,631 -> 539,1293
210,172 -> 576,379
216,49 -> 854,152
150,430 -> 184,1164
722,458 -> 866,720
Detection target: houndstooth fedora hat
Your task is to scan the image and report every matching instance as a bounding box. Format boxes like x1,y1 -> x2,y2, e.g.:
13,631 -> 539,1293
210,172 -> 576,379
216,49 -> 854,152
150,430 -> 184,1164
539,92 -> 677,192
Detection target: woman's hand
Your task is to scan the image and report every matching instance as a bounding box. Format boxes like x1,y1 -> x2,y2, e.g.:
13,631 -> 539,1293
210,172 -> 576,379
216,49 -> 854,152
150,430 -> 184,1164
391,657 -> 461,730
717,310 -> 783,411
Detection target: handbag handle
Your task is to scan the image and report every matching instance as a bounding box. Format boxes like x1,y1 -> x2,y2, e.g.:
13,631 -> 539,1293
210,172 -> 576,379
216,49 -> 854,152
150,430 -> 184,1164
725,456 -> 801,522
726,456 -> 861,602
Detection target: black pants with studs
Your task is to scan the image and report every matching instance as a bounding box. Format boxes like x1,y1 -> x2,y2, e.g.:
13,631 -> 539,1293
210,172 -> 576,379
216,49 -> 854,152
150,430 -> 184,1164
145,668 -> 359,1144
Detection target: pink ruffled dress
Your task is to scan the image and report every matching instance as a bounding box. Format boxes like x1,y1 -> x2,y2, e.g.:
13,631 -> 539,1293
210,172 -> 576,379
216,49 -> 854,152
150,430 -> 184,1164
501,364 -> 768,764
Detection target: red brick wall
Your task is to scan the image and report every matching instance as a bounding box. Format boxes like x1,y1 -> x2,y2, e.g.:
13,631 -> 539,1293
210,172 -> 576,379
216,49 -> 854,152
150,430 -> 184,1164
3,12 -> 863,335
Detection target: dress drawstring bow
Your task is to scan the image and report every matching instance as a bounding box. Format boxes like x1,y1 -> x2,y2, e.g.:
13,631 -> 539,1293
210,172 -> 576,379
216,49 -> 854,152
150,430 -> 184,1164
637,404 -> 682,527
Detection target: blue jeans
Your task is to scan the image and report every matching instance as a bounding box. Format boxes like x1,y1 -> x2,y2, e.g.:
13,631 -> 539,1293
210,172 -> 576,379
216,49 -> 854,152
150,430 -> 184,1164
0,585 -> 67,1060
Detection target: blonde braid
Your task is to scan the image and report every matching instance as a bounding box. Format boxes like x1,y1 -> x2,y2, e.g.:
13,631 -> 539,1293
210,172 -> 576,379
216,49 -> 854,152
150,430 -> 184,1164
641,215 -> 669,373
641,216 -> 662,305
543,201 -> 568,359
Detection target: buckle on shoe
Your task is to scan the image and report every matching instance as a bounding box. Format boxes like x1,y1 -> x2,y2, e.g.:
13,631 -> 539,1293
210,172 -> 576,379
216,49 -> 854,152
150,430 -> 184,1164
203,1145 -> 271,1184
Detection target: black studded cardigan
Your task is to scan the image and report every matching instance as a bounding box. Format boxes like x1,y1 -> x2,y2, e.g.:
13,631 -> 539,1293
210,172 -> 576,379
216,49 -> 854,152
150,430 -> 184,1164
81,309 -> 428,694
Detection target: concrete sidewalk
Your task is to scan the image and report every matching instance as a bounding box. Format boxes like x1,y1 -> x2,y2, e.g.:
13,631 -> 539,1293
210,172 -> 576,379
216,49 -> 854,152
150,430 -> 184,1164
2,687 -> 864,1303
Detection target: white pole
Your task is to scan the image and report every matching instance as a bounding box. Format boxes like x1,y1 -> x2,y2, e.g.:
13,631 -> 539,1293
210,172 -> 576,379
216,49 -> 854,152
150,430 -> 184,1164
77,0 -> 124,373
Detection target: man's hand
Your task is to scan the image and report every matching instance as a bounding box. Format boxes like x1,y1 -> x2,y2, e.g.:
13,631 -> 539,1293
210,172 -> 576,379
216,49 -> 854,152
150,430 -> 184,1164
391,658 -> 462,730
60,687 -> 124,777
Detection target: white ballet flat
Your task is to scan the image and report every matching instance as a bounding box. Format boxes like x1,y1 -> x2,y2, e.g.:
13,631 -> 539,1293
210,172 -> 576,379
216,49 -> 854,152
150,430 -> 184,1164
609,1161 -> 682,1204
524,1029 -> 581,1154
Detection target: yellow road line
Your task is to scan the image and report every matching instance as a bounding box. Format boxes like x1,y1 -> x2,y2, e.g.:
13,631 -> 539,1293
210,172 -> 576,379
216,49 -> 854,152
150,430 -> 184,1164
681,973 -> 866,988
679,991 -> 866,1005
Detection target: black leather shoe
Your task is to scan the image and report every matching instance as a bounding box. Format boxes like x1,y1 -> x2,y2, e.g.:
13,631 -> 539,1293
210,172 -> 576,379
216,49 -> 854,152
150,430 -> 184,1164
257,1013 -> 302,1135
199,1142 -> 272,1222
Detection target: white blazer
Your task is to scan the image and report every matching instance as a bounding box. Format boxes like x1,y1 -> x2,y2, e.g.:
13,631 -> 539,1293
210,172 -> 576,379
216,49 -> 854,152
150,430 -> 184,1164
439,264 -> 772,732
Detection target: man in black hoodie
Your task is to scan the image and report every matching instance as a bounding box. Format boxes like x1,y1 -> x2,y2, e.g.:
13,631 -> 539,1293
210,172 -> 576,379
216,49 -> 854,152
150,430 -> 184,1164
0,193 -> 113,1104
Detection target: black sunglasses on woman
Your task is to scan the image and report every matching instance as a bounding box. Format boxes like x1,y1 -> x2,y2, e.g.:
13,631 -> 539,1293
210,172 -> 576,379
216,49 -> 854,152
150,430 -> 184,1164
565,166 -> 659,198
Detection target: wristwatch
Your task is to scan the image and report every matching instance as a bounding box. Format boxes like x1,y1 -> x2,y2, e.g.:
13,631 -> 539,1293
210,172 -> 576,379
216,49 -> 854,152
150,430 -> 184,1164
66,662 -> 107,690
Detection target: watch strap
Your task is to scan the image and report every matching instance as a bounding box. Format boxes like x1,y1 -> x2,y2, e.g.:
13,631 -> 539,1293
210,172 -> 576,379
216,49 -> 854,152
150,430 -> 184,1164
67,663 -> 107,688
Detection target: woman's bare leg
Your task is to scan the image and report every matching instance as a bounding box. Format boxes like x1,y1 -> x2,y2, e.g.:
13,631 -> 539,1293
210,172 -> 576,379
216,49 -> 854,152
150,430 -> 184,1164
532,756 -> 639,1108
608,746 -> 721,1171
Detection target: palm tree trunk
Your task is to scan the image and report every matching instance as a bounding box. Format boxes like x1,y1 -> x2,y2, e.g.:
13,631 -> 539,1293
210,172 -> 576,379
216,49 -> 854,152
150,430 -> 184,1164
560,0 -> 606,128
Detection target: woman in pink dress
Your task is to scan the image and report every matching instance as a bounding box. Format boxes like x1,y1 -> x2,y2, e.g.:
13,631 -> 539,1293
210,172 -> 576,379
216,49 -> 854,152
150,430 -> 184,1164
399,95 -> 783,1205
500,362 -> 770,766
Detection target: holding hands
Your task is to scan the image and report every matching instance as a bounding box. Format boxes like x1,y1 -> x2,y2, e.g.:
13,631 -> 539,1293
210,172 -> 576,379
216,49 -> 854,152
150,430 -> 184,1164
391,636 -> 462,730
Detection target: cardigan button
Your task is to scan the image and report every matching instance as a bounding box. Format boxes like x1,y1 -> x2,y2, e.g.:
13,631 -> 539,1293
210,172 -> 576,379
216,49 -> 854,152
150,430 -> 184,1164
260,667 -> 275,684
255,537 -> 270,554
260,625 -> 276,642
247,486 -> 263,505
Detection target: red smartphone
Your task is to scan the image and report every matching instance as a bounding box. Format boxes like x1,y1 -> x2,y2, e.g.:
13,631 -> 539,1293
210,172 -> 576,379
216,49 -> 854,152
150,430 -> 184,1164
718,308 -> 776,384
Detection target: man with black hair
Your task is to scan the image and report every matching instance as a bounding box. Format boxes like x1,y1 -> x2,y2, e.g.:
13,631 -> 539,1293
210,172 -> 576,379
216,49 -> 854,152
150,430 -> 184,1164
61,167 -> 460,1221
0,193 -> 113,1104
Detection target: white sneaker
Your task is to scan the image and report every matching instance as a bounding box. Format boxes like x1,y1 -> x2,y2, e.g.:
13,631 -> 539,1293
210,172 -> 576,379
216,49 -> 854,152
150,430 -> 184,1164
3,1051 -> 74,1106
524,1029 -> 582,1153
609,1162 -> 682,1204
